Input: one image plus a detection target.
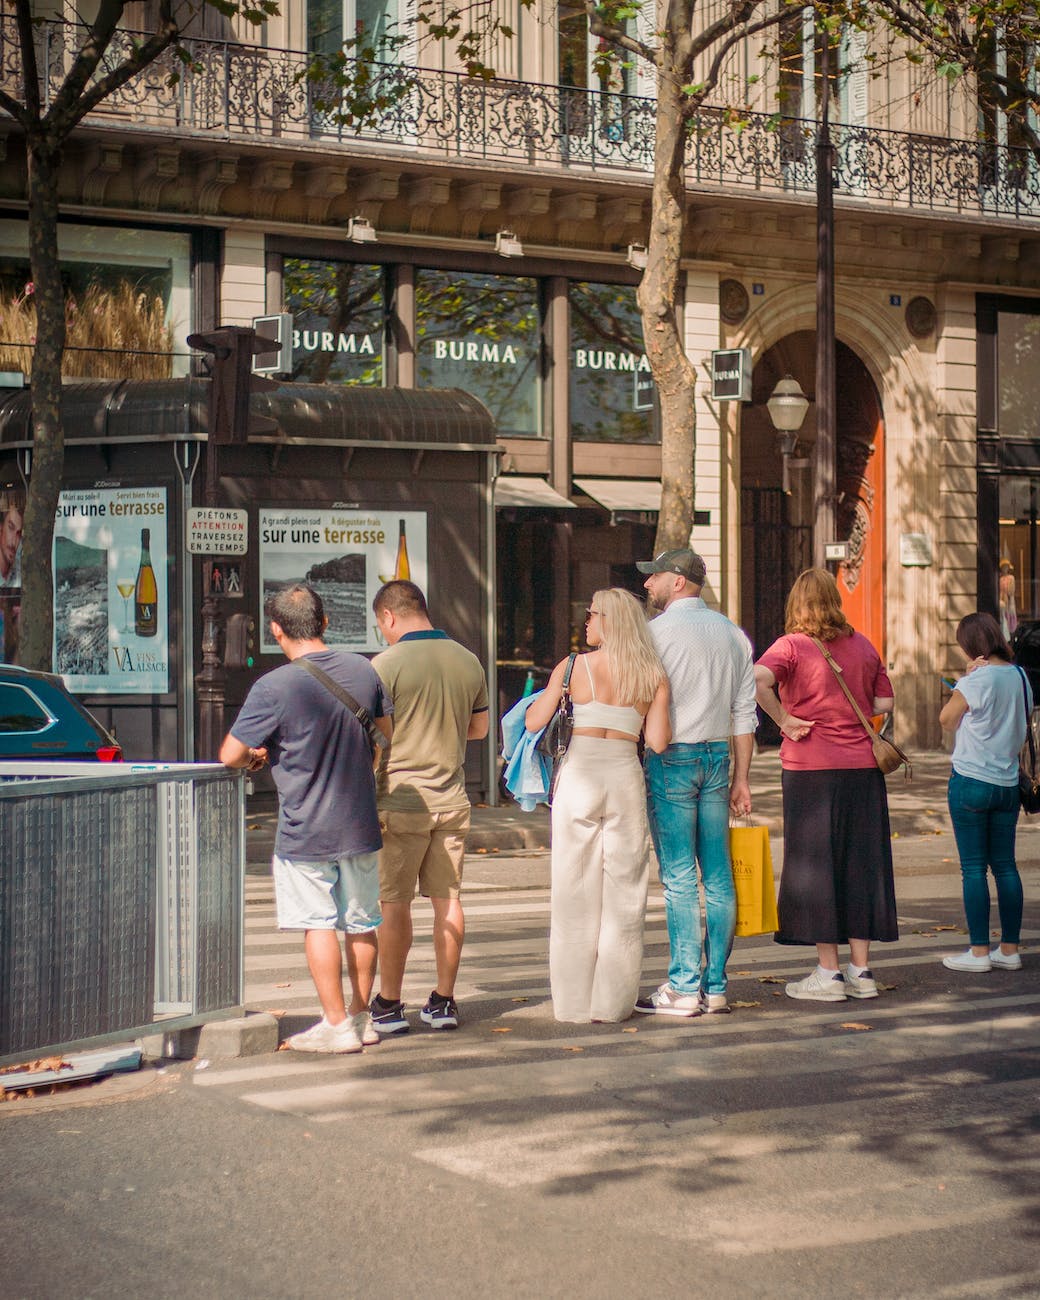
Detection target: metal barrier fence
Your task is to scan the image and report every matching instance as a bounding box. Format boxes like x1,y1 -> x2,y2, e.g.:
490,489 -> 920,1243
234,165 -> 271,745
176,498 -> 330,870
0,763 -> 244,1063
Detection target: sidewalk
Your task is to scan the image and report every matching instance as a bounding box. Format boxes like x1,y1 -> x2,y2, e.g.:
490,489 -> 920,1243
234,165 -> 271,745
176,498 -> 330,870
244,746 -> 962,870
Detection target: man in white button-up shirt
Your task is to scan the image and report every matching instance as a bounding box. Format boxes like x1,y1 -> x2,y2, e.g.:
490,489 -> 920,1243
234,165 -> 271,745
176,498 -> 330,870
633,549 -> 757,1018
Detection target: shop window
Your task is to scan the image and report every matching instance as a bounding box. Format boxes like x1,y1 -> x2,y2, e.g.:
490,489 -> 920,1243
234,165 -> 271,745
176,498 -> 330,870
416,269 -> 541,438
998,311 -> 1040,439
283,258 -> 385,386
999,476 -> 1040,630
569,281 -> 657,443
0,220 -> 190,381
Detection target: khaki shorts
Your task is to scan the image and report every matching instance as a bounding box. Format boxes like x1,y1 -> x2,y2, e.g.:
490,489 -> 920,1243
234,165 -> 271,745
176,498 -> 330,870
378,807 -> 471,902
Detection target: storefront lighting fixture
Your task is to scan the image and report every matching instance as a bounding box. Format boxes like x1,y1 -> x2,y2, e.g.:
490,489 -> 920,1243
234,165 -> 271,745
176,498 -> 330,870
346,216 -> 377,243
626,243 -> 648,270
766,375 -> 811,495
495,230 -> 524,258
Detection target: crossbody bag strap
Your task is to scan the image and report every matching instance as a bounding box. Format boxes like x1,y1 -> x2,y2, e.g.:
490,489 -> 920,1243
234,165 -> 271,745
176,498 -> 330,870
294,657 -> 388,751
810,635 -> 876,741
561,652 -> 577,700
1018,666 -> 1036,770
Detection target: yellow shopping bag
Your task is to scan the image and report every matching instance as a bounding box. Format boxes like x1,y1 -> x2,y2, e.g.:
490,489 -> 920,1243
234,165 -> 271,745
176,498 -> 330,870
730,824 -> 779,938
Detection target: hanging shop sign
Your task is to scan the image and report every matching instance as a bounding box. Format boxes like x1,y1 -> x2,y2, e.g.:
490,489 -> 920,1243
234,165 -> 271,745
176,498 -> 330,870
187,507 -> 248,555
52,486 -> 169,694
258,507 -> 428,655
710,349 -> 752,401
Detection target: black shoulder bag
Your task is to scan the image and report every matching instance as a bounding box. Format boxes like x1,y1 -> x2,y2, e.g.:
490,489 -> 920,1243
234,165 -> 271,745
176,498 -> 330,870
535,653 -> 577,803
294,657 -> 389,762
1017,667 -> 1040,813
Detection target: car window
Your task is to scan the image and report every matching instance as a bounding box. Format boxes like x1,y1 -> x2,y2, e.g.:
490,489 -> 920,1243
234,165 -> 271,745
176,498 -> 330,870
0,683 -> 54,734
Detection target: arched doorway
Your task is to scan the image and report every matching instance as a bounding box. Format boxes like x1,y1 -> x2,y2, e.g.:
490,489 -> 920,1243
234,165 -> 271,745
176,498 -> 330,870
741,332 -> 886,728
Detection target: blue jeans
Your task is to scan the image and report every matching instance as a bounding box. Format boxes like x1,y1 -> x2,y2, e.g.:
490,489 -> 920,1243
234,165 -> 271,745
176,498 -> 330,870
645,742 -> 736,995
947,771 -> 1023,946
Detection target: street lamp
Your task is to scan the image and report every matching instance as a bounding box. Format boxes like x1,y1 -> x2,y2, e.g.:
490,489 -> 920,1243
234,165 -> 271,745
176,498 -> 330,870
766,375 -> 811,495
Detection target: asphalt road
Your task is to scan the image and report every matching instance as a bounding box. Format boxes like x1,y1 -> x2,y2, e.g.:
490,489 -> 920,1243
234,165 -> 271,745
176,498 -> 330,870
3,834 -> 1039,1299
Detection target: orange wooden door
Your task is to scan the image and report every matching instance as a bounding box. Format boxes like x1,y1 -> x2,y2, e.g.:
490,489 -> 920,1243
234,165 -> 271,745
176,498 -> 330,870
837,410 -> 886,660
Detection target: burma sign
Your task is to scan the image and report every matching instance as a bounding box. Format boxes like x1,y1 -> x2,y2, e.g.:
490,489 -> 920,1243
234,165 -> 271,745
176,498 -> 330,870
710,348 -> 752,402
187,507 -> 248,555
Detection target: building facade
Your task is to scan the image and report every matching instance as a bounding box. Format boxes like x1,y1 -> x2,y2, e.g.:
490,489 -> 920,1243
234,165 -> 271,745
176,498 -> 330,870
2,2 -> 1040,753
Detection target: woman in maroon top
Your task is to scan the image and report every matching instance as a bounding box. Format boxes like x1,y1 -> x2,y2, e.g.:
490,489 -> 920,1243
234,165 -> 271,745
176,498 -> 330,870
754,569 -> 898,1003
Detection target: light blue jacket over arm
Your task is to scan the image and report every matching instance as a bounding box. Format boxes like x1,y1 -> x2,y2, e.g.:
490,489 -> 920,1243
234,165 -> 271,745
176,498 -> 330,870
500,689 -> 552,811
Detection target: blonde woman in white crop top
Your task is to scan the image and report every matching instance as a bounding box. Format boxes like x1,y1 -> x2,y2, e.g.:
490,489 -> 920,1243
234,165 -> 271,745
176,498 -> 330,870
525,588 -> 670,1022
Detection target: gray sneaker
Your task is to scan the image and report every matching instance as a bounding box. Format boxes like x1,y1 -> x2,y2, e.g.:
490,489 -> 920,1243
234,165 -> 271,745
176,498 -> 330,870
843,967 -> 879,999
785,968 -> 847,1002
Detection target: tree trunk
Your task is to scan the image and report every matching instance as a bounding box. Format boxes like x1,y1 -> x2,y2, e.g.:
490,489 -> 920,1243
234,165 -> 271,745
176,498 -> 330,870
19,137 -> 65,671
640,51 -> 697,555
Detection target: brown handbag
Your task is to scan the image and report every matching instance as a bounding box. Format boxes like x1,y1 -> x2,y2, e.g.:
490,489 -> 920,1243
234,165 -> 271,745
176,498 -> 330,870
811,637 -> 912,780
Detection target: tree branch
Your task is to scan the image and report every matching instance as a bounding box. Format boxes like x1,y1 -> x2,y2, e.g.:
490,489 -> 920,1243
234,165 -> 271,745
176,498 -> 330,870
50,1 -> 182,136
0,85 -> 30,127
585,2 -> 658,69
681,8 -> 789,118
12,0 -> 41,120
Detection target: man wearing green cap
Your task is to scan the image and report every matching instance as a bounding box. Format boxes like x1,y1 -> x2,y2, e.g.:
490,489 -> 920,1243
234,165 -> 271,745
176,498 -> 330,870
633,549 -> 756,1018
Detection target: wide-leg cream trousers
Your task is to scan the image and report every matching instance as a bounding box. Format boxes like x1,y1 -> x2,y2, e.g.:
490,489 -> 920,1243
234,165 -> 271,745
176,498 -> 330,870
549,736 -> 651,1023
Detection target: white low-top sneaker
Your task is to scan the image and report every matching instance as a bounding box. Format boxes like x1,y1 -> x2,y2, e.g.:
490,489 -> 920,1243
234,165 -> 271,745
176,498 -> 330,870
634,982 -> 702,1016
286,1017 -> 363,1053
989,947 -> 1023,970
785,968 -> 847,1001
352,1010 -> 381,1045
843,967 -> 879,999
942,949 -> 993,972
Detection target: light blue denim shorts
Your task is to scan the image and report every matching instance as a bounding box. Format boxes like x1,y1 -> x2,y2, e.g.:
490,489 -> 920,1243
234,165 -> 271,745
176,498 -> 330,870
272,851 -> 383,932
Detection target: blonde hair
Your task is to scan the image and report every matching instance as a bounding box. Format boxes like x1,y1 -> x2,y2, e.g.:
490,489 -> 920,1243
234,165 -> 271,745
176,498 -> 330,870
784,568 -> 851,642
593,587 -> 666,706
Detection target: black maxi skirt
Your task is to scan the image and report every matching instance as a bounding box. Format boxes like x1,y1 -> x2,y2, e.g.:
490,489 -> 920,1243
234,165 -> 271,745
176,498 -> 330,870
776,767 -> 899,946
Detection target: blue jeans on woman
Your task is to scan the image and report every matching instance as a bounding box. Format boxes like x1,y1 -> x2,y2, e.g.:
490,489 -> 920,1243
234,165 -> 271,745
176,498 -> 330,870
947,770 -> 1023,946
645,742 -> 736,996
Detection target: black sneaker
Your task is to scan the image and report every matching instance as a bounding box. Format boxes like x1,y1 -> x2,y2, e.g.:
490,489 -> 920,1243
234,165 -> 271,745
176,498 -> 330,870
370,995 -> 409,1035
420,991 -> 459,1030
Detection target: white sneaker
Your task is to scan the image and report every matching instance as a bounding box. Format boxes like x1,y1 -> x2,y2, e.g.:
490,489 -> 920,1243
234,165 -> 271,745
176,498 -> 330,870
634,983 -> 702,1017
286,1017 -> 363,1053
352,1010 -> 380,1045
843,967 -> 879,999
942,949 -> 992,972
989,947 -> 1023,970
698,991 -> 731,1015
785,968 -> 847,1002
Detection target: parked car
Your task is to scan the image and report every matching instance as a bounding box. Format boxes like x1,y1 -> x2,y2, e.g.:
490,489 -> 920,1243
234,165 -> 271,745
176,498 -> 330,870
0,665 -> 122,761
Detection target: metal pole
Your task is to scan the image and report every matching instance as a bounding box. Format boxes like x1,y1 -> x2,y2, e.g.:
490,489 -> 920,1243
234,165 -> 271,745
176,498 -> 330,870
484,448 -> 499,806
195,436 -> 225,761
815,35 -> 837,566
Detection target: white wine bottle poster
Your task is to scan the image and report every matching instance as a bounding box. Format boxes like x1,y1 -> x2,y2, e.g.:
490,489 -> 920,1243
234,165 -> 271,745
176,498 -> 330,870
258,508 -> 428,654
52,486 -> 169,694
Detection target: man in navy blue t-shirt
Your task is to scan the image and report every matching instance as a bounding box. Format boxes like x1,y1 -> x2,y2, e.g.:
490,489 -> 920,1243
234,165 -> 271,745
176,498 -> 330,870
220,584 -> 392,1054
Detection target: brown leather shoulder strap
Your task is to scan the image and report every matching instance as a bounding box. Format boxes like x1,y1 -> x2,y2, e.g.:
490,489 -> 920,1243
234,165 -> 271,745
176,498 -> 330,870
810,635 -> 876,741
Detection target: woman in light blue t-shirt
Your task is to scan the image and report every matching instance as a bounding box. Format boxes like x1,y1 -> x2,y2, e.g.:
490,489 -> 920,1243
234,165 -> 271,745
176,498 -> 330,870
939,612 -> 1030,973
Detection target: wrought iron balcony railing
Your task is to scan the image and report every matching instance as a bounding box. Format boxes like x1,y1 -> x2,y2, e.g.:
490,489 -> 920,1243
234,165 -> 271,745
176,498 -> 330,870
4,18 -> 1040,223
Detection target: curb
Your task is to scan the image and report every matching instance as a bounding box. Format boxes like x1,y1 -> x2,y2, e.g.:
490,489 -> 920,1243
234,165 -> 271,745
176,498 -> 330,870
137,1013 -> 280,1062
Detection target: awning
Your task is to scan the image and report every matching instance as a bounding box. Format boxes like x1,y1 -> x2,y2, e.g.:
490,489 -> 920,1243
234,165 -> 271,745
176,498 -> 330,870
0,380 -> 498,448
494,476 -> 575,509
574,478 -> 661,515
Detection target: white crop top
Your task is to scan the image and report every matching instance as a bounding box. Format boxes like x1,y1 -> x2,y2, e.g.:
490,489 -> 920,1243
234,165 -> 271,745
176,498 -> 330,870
570,656 -> 643,738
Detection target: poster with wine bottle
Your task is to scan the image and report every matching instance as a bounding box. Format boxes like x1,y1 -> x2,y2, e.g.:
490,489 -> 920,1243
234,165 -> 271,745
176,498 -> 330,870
258,507 -> 428,654
52,486 -> 169,694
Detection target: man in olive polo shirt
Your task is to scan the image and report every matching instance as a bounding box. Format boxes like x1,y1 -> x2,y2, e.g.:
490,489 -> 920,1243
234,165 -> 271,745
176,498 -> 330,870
369,580 -> 489,1032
